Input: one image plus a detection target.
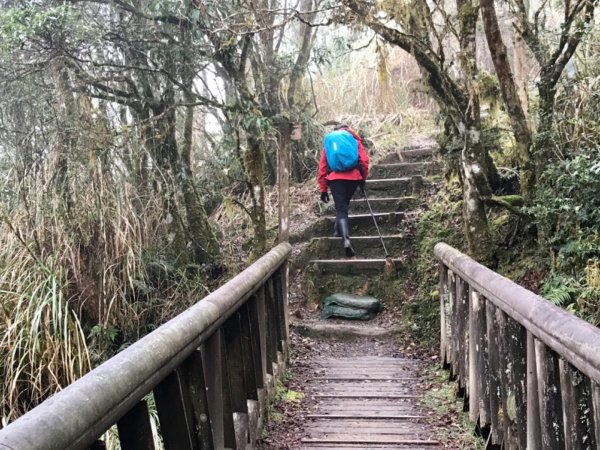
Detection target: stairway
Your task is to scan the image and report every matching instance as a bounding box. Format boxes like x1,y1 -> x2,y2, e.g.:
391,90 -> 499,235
292,138 -> 445,449
305,142 -> 440,304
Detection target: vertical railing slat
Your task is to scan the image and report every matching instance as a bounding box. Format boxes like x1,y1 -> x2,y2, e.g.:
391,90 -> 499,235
535,339 -> 565,450
486,300 -> 502,445
559,359 -> 596,449
239,303 -> 259,401
440,263 -> 449,368
455,276 -> 468,396
468,286 -> 481,423
476,294 -> 491,431
116,400 -> 156,450
153,370 -> 195,450
265,277 -> 279,375
592,382 -> 600,446
447,270 -> 457,378
527,332 -> 542,450
223,313 -> 250,417
180,349 -> 214,450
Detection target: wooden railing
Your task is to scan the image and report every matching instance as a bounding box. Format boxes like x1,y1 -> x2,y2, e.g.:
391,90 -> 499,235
0,243 -> 292,450
436,243 -> 600,450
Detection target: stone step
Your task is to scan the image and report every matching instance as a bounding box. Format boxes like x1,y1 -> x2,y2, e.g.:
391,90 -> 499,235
308,236 -> 412,259
312,212 -> 414,237
309,259 -> 402,276
321,196 -> 418,214
379,147 -> 437,164
371,161 -> 440,179
359,177 -> 424,198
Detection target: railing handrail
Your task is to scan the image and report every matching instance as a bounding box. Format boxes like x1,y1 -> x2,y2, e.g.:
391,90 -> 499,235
0,242 -> 292,450
435,242 -> 600,385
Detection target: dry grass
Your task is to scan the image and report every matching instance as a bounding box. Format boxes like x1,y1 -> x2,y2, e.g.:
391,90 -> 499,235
313,45 -> 438,156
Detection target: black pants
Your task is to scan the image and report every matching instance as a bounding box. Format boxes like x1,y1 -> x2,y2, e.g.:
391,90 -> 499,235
329,179 -> 359,222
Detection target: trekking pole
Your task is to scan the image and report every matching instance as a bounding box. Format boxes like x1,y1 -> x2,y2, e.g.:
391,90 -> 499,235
362,187 -> 390,258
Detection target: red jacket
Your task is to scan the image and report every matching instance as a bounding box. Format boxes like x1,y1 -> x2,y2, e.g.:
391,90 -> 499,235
318,128 -> 369,193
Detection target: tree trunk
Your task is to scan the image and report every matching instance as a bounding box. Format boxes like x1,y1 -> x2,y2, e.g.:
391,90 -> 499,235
457,0 -> 493,262
533,79 -> 557,182
245,129 -> 267,255
480,0 -> 534,199
51,57 -> 76,213
179,22 -> 223,274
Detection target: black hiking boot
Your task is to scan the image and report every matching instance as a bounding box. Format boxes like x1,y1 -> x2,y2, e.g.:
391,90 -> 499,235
333,219 -> 340,237
338,218 -> 355,257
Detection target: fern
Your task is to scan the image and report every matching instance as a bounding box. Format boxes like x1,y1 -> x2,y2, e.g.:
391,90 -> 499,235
541,273 -> 579,306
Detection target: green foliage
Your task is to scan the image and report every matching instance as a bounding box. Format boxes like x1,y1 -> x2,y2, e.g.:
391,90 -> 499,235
0,6 -> 76,52
407,179 -> 464,345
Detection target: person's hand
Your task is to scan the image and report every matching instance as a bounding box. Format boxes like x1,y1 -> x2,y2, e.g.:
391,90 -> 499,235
358,179 -> 366,193
320,192 -> 329,203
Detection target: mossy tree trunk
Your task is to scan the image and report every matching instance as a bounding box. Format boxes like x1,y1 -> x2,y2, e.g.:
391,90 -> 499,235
180,21 -> 223,273
457,0 -> 493,262
245,129 -> 268,255
480,0 -> 534,200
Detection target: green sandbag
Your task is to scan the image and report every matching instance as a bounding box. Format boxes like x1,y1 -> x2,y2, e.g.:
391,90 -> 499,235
321,293 -> 383,320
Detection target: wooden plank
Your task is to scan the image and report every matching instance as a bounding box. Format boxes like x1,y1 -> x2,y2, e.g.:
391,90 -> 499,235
455,276 -> 468,394
116,400 -> 156,450
307,414 -> 424,420
476,294 -> 490,427
592,382 -> 600,447
180,349 -> 214,450
301,438 -> 440,445
254,286 -> 268,381
246,295 -> 265,389
440,263 -> 449,366
223,313 -> 248,414
312,377 -> 419,382
527,332 -> 542,450
468,287 -> 481,423
505,316 -> 527,449
495,309 -> 517,447
314,394 -> 419,399
559,359 -> 596,449
486,300 -> 502,445
535,339 -> 565,449
447,270 -> 456,376
153,370 -> 194,450
238,303 -> 258,401
265,278 -> 278,375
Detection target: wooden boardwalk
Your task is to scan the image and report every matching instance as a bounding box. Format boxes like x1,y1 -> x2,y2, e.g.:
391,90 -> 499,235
300,357 -> 442,449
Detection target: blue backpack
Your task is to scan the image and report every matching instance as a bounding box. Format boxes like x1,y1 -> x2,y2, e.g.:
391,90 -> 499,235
323,130 -> 359,172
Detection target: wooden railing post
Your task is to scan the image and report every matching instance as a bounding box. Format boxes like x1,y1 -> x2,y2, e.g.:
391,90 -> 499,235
592,383 -> 600,445
180,349 -> 215,450
496,311 -> 527,449
455,276 -> 469,397
486,301 -> 502,447
153,369 -> 195,450
535,339 -> 565,449
527,332 -> 542,450
447,270 -> 456,377
117,400 -> 156,450
468,288 -> 483,424
440,263 -> 449,368
265,277 -> 279,376
559,360 -> 596,448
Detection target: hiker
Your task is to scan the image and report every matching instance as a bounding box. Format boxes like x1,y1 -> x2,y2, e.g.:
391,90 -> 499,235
318,124 -> 369,257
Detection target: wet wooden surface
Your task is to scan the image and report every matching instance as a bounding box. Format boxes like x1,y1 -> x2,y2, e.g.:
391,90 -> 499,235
300,357 -> 442,450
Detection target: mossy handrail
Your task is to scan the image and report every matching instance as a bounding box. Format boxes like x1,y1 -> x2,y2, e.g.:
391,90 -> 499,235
0,242 -> 292,450
435,242 -> 600,449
